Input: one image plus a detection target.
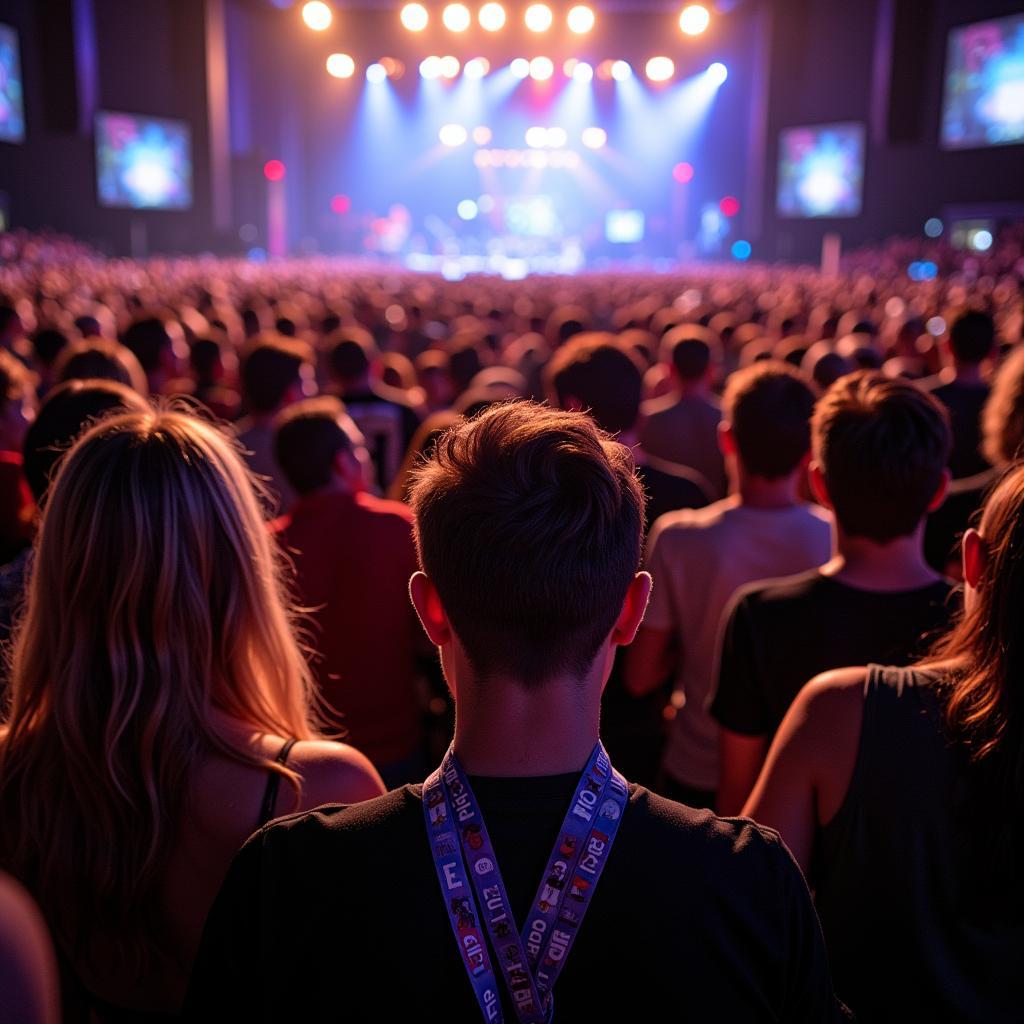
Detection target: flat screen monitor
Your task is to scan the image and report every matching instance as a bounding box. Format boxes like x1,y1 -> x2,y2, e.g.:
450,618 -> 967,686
942,14 -> 1024,149
95,111 -> 193,210
0,23 -> 25,143
777,122 -> 865,218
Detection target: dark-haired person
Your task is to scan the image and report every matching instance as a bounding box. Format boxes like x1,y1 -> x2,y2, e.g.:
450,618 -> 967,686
626,362 -> 832,809
713,372 -> 956,814
922,310 -> 996,479
0,350 -> 37,565
186,337 -> 240,421
186,402 -> 844,1021
746,462 -> 1024,1021
53,338 -> 149,395
122,315 -> 180,396
272,397 -> 425,786
235,333 -> 313,514
639,324 -> 727,498
547,334 -> 713,528
326,327 -> 420,490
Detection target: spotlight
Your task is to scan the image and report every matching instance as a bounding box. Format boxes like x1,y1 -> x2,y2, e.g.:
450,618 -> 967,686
439,124 -> 468,147
326,53 -> 356,78
530,56 -> 554,81
524,4 -> 553,32
510,58 -> 531,79
672,161 -> 694,183
567,5 -> 595,33
464,57 -> 490,79
366,63 -> 387,83
525,126 -> 548,148
439,55 -> 461,79
719,195 -> 740,217
263,159 -> 286,181
731,239 -> 752,260
420,55 -> 442,79
301,1 -> 332,30
442,3 -> 471,32
581,126 -> 607,149
572,60 -> 593,82
479,2 -> 506,31
401,2 -> 429,31
970,229 -> 993,252
457,199 -> 479,220
645,56 -> 674,82
924,217 -> 944,238
679,4 -> 710,35
706,61 -> 728,84
546,127 -> 567,148
472,125 -> 492,145
331,194 -> 351,214
611,60 -> 632,81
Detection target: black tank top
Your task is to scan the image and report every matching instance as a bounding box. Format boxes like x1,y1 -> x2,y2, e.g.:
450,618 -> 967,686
256,737 -> 297,830
814,665 -> 1024,1022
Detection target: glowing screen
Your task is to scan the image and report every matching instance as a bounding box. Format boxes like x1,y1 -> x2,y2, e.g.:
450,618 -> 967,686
777,122 -> 864,218
0,24 -> 25,143
96,111 -> 193,210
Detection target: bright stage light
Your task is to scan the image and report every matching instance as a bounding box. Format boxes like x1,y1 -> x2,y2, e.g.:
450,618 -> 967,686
567,5 -> 595,33
442,3 -> 471,32
331,194 -> 351,214
524,4 -> 553,32
472,125 -> 492,145
457,199 -> 479,220
464,57 -> 490,79
672,161 -> 694,183
326,53 -> 355,78
611,60 -> 632,81
479,2 -> 506,31
301,1 -> 332,31
546,127 -> 567,148
924,217 -> 944,238
572,60 -> 594,82
366,63 -> 387,83
719,195 -> 740,217
530,56 -> 554,81
706,61 -> 728,84
581,126 -> 607,149
679,4 -> 710,35
439,124 -> 468,146
263,159 -> 286,181
970,229 -> 994,252
732,239 -> 752,260
525,126 -> 548,148
420,56 -> 442,79
401,3 -> 429,31
510,58 -> 530,79
645,56 -> 675,82
440,56 -> 461,79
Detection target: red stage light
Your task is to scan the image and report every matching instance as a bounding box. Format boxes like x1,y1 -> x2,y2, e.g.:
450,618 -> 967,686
331,194 -> 351,214
672,162 -> 694,184
263,160 -> 286,182
719,195 -> 740,216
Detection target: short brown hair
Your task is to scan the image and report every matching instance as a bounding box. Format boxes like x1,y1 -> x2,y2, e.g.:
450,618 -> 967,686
274,396 -> 352,496
240,334 -> 311,414
661,325 -> 720,381
409,401 -> 645,686
812,371 -> 950,543
723,361 -> 817,479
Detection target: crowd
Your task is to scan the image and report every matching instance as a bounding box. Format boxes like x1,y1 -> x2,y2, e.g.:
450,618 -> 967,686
0,226 -> 1022,1021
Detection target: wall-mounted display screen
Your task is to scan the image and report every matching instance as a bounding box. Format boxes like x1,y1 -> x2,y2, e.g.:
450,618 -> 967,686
777,122 -> 865,218
0,23 -> 25,143
96,111 -> 193,209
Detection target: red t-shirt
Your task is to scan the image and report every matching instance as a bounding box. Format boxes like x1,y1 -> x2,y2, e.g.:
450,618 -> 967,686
273,489 -> 423,767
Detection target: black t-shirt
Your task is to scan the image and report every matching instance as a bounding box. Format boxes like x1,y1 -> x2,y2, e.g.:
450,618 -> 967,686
924,377 -> 990,479
184,776 -> 843,1022
636,456 -> 712,532
712,571 -> 956,738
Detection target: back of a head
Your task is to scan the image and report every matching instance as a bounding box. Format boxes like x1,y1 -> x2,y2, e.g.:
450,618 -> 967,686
53,339 -> 148,395
982,345 -> 1024,466
949,310 -> 996,366
189,337 -> 224,382
447,338 -> 485,395
241,334 -> 310,414
274,396 -> 352,496
22,379 -> 149,503
546,334 -> 643,435
662,325 -> 719,382
327,326 -> 375,383
812,371 -> 951,542
31,328 -> 68,369
121,316 -> 172,376
409,401 -> 644,686
723,361 -> 817,479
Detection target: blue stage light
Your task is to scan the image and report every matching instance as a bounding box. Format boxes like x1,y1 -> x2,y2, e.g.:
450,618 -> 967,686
366,63 -> 387,83
457,199 -> 479,220
572,60 -> 593,83
731,239 -> 752,260
510,58 -> 530,80
611,60 -> 632,82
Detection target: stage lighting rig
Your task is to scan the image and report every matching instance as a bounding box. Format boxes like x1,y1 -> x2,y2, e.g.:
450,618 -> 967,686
524,4 -> 553,33
442,4 -> 471,32
326,53 -> 355,78
567,5 -> 595,34
301,1 -> 332,31
479,3 -> 506,31
679,4 -> 710,36
400,3 -> 429,31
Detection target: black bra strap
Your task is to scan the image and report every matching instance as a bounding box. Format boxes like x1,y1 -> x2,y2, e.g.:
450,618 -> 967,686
256,737 -> 298,830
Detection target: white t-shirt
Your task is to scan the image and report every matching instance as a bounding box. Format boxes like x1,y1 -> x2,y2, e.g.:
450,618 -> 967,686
644,498 -> 833,790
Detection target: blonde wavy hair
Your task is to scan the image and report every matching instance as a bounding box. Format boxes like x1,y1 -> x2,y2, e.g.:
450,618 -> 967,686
0,407 -> 320,968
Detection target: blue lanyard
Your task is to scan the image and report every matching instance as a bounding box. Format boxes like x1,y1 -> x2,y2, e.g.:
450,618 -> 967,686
422,743 -> 628,1024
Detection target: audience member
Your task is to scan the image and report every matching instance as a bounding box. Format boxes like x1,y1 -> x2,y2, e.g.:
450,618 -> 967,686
53,338 -> 148,394
626,362 -> 832,808
712,372 -> 955,813
121,316 -> 179,396
746,462 -> 1024,1021
0,409 -> 383,1018
0,872 -> 60,1024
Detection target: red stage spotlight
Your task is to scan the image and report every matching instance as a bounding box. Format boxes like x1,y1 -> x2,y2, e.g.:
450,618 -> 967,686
719,195 -> 740,217
331,194 -> 351,214
673,162 -> 694,183
263,160 -> 286,182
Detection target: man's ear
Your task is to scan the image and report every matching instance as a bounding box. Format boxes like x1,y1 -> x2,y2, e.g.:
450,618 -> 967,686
409,571 -> 451,647
808,461 -> 832,509
927,468 -> 952,513
611,572 -> 653,647
718,420 -> 736,458
962,528 -> 987,590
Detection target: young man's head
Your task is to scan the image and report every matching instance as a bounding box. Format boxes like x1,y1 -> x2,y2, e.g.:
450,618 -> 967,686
273,396 -> 368,498
240,334 -> 312,417
948,310 -> 995,368
409,402 -> 649,689
661,325 -> 720,390
545,334 -> 643,435
811,371 -> 951,543
326,327 -> 376,388
721,361 -> 817,481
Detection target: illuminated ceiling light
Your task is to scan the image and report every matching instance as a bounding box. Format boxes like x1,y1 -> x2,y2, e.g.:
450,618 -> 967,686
420,55 -> 442,79
439,123 -> 468,146
529,56 -> 554,80
439,55 -> 461,78
510,57 -> 531,79
546,126 -> 567,148
479,2 -> 506,31
366,63 -> 387,83
400,2 -> 429,31
442,3 -> 471,32
472,125 -> 493,145
524,3 -> 553,32
567,5 -> 595,33
464,57 -> 491,79
301,1 -> 332,30
611,60 -> 632,81
525,125 -> 548,148
572,60 -> 594,82
706,61 -> 728,84
679,4 -> 710,35
581,126 -> 607,149
457,199 -> 479,220
325,53 -> 356,78
645,56 -> 675,82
